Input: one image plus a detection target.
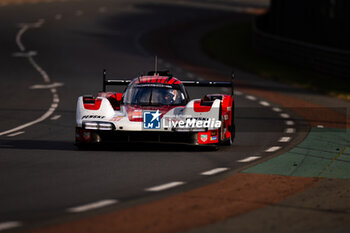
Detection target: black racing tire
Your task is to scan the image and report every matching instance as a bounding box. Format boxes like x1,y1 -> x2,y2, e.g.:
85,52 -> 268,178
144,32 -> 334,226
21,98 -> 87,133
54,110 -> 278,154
75,141 -> 91,150
222,133 -> 233,146
223,106 -> 235,146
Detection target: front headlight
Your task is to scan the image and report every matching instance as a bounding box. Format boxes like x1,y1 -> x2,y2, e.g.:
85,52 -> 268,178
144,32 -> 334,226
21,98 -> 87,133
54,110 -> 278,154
83,122 -> 114,130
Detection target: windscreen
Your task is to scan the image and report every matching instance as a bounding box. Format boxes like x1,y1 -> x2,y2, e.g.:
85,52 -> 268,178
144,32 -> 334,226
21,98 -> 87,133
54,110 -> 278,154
124,83 -> 186,106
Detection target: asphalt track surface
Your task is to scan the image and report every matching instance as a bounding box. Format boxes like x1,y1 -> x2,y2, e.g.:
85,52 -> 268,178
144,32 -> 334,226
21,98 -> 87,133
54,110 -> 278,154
0,0 -> 311,231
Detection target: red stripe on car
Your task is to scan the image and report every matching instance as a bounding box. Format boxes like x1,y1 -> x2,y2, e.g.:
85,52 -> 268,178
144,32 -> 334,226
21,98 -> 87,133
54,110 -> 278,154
83,99 -> 102,110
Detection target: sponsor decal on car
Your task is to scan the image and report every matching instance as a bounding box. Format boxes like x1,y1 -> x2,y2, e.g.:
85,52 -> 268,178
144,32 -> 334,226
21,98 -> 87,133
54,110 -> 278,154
210,136 -> 218,141
143,110 -> 161,129
82,115 -> 105,119
140,109 -> 223,131
200,134 -> 208,142
82,131 -> 91,141
163,117 -> 221,129
110,116 -> 124,121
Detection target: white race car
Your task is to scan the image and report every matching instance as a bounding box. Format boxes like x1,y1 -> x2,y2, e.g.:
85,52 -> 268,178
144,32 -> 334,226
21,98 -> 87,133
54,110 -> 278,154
75,70 -> 235,147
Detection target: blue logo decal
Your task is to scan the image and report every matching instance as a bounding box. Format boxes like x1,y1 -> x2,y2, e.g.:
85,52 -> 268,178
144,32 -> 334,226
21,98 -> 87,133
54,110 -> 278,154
143,110 -> 161,129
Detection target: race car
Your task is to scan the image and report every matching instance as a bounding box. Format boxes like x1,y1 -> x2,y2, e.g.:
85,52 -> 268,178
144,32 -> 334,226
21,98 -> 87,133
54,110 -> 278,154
75,69 -> 235,147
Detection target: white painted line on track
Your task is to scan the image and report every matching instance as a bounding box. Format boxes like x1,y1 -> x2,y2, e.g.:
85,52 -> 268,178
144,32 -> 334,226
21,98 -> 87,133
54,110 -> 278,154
30,82 -> 64,89
15,25 -> 28,51
55,14 -> 62,20
272,107 -> 282,112
259,101 -> 270,106
145,182 -> 185,192
285,128 -> 296,133
51,103 -> 58,108
0,19 -> 62,137
265,146 -> 281,152
201,167 -> 229,176
245,95 -> 256,101
285,120 -> 295,125
7,131 -> 25,137
16,19 -> 45,51
0,106 -> 57,137
317,125 -> 324,128
67,200 -> 118,213
280,113 -> 290,118
18,19 -> 45,29
0,222 -> 22,231
279,137 -> 291,142
237,156 -> 261,163
28,57 -> 51,83
51,115 -> 61,120
12,51 -> 37,57
53,95 -> 59,103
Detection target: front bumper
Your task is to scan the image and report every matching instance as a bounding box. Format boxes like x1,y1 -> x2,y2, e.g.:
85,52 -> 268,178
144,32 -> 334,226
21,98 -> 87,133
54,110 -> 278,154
75,127 -> 201,145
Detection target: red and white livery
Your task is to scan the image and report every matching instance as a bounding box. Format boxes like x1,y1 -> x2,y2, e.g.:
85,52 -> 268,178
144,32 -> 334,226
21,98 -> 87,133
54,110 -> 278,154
75,70 -> 235,147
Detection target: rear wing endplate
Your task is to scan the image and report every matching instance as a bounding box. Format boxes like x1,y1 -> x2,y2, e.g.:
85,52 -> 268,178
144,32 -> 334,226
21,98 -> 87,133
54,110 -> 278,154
102,70 -> 131,92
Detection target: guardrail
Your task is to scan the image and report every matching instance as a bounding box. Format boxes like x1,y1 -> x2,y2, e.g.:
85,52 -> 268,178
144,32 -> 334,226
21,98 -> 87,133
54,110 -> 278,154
253,18 -> 350,78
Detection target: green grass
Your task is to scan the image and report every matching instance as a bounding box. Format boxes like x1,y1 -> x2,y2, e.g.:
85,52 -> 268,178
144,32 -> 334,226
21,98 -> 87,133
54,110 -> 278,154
201,21 -> 350,99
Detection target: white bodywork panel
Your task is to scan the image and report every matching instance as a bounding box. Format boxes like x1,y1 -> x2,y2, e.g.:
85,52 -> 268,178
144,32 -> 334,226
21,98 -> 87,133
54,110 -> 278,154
76,97 -> 221,132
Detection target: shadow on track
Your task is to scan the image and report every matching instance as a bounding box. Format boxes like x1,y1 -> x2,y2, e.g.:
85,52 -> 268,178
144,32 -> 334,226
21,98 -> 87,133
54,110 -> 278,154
0,140 -> 217,152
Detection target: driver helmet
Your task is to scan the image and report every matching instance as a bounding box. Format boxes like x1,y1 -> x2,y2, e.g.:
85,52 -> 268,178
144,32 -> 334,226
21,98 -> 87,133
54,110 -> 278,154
164,89 -> 178,103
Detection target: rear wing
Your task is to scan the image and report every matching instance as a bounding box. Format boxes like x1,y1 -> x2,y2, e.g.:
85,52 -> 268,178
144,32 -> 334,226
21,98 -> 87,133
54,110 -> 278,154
102,69 -> 235,96
181,78 -> 234,96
